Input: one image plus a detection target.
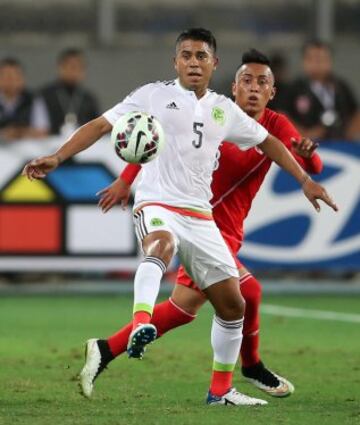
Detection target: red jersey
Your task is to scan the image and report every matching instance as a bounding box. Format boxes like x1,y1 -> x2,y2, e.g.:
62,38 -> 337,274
210,108 -> 322,253
120,108 -> 322,255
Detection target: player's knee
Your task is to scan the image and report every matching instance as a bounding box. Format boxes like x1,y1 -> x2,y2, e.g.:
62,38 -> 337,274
217,295 -> 245,321
143,232 -> 176,265
159,235 -> 176,261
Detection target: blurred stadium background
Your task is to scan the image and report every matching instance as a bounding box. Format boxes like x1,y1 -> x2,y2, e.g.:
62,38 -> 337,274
0,0 -> 360,108
0,0 -> 358,292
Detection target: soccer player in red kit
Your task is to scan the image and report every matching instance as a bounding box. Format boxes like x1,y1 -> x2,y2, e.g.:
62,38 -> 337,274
81,49 -> 323,400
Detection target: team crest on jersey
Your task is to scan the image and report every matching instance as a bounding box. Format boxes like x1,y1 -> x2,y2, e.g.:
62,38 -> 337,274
212,107 -> 225,126
150,217 -> 165,226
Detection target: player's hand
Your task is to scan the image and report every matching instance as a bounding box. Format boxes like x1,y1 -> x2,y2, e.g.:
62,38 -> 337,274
302,177 -> 338,212
22,154 -> 60,181
97,177 -> 131,213
291,137 -> 319,159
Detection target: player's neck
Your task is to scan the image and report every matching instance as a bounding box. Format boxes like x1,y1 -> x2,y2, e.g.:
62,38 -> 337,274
187,84 -> 207,99
247,110 -> 263,122
194,87 -> 207,99
177,78 -> 207,99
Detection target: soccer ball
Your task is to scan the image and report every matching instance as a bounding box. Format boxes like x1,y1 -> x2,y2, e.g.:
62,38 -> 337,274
111,111 -> 165,164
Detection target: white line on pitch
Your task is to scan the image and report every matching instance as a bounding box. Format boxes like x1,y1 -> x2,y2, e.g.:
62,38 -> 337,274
261,304 -> 360,323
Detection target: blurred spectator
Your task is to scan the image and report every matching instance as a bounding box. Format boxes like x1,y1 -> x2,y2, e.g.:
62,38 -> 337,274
267,52 -> 290,112
38,48 -> 99,137
0,57 -> 48,142
283,40 -> 360,140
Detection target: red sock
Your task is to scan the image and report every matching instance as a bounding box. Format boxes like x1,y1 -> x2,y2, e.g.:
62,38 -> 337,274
239,273 -> 261,367
241,333 -> 260,368
132,311 -> 151,329
210,371 -> 233,396
107,298 -> 196,357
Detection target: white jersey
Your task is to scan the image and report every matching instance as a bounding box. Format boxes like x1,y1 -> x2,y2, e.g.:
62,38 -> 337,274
103,79 -> 268,213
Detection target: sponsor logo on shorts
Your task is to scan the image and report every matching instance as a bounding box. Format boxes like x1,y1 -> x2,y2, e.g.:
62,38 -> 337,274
212,107 -> 225,126
150,217 -> 164,226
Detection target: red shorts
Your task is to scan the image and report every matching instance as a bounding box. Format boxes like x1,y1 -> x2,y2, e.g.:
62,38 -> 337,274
176,230 -> 244,291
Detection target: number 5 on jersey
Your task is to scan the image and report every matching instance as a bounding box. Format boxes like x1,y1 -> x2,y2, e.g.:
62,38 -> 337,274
192,122 -> 204,148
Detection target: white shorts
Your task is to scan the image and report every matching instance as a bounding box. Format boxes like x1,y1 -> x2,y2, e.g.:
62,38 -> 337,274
133,206 -> 239,290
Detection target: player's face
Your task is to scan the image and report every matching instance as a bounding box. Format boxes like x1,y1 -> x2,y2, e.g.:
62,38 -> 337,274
232,63 -> 275,118
174,39 -> 218,98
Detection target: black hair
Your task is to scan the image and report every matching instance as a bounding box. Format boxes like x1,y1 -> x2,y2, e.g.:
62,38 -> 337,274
302,39 -> 332,55
176,28 -> 217,54
57,48 -> 84,64
241,48 -> 270,66
0,57 -> 23,69
234,48 -> 273,80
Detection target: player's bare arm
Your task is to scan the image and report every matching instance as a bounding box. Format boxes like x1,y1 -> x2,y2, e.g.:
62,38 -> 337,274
22,116 -> 112,180
259,134 -> 338,212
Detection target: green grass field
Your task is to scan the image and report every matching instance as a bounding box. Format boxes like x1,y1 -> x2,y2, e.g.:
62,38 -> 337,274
0,294 -> 359,425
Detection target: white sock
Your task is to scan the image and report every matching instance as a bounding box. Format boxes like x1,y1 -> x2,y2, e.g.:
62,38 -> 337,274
211,315 -> 244,368
133,256 -> 166,315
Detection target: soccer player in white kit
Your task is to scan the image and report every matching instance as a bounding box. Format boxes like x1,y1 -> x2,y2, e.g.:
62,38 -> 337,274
23,28 -> 338,406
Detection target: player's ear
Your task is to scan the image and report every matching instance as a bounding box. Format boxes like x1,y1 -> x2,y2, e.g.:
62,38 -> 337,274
231,81 -> 237,97
270,86 -> 276,100
213,56 -> 219,70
